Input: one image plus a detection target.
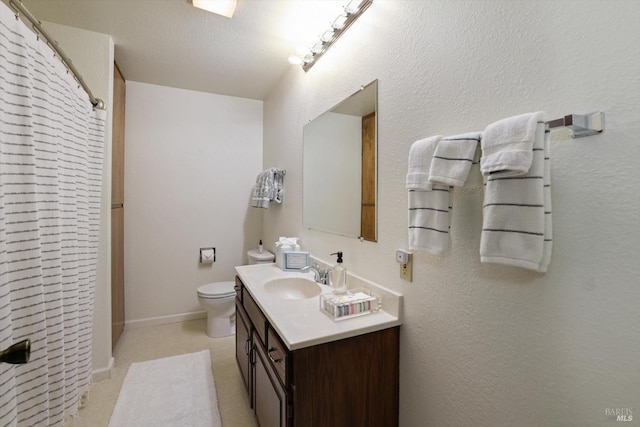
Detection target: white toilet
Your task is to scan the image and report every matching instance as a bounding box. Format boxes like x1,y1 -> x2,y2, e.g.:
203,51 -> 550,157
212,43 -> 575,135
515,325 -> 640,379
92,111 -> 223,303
197,249 -> 274,338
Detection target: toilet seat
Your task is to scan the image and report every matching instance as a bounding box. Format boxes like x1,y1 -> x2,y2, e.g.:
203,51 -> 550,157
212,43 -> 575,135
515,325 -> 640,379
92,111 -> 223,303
197,281 -> 236,299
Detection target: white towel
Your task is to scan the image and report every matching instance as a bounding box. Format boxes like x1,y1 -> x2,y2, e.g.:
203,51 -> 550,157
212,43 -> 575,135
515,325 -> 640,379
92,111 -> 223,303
408,185 -> 452,256
480,121 -> 552,272
407,136 -> 442,190
464,142 -> 483,189
539,132 -> 553,272
429,132 -> 482,187
480,112 -> 545,177
407,136 -> 451,256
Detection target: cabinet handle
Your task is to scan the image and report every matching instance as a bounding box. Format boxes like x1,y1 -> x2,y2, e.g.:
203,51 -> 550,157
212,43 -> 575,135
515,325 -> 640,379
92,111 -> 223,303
267,348 -> 282,364
234,285 -> 240,292
245,338 -> 251,355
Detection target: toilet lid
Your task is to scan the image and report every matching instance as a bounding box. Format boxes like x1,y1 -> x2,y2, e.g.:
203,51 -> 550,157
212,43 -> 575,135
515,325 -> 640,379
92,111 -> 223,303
197,281 -> 236,299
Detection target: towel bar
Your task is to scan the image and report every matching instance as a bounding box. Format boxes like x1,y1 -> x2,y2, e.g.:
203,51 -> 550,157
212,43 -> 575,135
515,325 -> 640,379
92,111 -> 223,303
546,112 -> 604,138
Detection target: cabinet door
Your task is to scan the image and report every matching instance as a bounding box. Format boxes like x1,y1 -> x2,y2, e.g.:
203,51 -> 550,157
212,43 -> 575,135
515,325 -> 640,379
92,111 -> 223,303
235,302 -> 252,397
253,336 -> 288,427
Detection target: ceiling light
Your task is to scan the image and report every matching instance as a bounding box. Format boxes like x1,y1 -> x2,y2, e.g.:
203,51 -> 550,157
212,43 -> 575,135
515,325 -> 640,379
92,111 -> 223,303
192,0 -> 237,18
294,0 -> 373,71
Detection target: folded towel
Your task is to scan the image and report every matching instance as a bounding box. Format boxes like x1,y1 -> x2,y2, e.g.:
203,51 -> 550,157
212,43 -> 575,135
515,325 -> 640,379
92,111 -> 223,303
480,112 -> 545,177
429,132 -> 482,187
407,136 -> 451,256
464,142 -> 483,189
251,168 -> 285,208
408,185 -> 452,256
407,136 -> 442,190
480,121 -> 552,271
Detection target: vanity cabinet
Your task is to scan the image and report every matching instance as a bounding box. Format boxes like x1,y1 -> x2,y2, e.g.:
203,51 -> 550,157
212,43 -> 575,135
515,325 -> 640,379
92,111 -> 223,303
235,299 -> 251,395
235,275 -> 399,427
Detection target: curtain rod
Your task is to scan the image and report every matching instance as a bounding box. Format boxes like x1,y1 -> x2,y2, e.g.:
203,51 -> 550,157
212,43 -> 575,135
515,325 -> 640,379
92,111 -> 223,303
8,0 -> 105,110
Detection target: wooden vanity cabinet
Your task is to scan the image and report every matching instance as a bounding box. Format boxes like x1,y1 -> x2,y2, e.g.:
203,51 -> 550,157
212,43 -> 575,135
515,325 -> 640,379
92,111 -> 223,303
235,275 -> 400,427
235,300 -> 252,396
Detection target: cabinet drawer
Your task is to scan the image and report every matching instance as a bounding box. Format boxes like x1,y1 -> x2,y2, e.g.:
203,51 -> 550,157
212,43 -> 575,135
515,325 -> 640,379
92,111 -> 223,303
267,327 -> 288,386
243,288 -> 267,344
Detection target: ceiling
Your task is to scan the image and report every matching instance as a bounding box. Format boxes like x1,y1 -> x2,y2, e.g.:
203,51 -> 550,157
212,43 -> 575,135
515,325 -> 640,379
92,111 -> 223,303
21,0 -> 348,100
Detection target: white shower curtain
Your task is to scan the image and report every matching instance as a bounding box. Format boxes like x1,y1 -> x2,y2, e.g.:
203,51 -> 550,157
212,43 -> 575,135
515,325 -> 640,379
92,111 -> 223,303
0,3 -> 105,426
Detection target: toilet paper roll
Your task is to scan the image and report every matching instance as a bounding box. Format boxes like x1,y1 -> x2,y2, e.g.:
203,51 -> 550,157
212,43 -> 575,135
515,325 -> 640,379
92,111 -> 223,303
200,248 -> 215,264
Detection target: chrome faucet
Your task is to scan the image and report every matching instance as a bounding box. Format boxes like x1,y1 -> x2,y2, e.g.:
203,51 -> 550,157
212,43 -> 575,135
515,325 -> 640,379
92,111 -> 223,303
300,264 -> 331,285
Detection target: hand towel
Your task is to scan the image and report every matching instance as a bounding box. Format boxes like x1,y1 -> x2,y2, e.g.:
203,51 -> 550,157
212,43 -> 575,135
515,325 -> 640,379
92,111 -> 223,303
480,112 -> 545,177
407,136 -> 451,256
408,185 -> 453,256
429,132 -> 482,187
480,121 -> 552,271
251,169 -> 271,208
251,168 -> 284,208
407,136 -> 442,190
273,169 -> 285,203
464,142 -> 483,189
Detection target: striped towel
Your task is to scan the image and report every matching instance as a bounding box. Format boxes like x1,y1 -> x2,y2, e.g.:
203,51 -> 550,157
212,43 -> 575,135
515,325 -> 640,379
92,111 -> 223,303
429,132 -> 482,187
408,185 -> 453,256
407,136 -> 452,256
480,121 -> 552,272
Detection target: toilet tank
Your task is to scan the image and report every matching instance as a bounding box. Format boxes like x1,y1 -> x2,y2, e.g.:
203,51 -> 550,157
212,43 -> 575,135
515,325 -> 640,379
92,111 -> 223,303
247,249 -> 275,265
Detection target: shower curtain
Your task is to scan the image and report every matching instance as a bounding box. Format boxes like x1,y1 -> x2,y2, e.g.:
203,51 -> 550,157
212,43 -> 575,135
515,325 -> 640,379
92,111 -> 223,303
0,2 -> 105,426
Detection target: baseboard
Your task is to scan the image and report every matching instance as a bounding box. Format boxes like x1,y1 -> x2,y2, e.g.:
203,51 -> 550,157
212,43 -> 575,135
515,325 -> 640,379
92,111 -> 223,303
92,356 -> 114,382
124,311 -> 207,330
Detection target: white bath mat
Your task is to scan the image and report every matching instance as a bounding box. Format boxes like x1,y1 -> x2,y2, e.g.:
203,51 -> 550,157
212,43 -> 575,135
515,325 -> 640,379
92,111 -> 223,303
108,350 -> 221,427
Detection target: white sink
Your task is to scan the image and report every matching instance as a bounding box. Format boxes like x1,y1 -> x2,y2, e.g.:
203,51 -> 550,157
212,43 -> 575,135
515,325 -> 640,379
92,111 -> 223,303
264,277 -> 322,300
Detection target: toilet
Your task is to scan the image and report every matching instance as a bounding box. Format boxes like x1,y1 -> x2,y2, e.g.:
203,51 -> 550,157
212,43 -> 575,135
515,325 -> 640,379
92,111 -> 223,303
197,249 -> 274,338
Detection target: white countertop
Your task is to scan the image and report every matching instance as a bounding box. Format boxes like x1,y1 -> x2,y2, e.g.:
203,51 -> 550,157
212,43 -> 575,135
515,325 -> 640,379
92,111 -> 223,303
235,263 -> 403,350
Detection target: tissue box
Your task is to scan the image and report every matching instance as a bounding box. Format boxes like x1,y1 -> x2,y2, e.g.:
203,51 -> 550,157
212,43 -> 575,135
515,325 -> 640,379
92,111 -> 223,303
275,237 -> 300,268
276,245 -> 300,268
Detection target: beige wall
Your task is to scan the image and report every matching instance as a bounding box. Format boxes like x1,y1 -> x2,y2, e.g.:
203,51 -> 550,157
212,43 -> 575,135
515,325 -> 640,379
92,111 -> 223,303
263,1 -> 640,426
123,81 -> 263,327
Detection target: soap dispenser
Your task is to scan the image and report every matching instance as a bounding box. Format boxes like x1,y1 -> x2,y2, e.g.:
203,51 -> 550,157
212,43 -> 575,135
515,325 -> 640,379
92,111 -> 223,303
330,251 -> 347,294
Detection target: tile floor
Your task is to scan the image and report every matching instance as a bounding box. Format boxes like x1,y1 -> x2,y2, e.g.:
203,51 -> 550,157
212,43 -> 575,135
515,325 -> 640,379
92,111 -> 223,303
68,319 -> 257,427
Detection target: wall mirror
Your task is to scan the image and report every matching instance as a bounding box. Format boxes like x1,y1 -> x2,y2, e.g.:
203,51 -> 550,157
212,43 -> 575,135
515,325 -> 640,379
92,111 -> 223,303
303,80 -> 377,242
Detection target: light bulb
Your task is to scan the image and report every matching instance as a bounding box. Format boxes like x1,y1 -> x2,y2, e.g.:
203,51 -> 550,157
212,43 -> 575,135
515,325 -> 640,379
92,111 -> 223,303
320,28 -> 335,43
288,55 -> 303,65
332,14 -> 348,30
344,0 -> 362,15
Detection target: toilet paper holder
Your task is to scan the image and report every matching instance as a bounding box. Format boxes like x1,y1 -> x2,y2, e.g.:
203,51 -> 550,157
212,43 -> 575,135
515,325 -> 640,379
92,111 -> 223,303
200,247 -> 216,264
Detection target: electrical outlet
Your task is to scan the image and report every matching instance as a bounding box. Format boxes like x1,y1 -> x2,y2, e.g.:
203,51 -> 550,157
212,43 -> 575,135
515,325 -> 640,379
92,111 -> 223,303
399,252 -> 412,282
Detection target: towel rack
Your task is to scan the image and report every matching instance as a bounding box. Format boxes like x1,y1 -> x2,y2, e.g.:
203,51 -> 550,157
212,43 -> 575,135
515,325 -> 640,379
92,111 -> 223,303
546,111 -> 604,138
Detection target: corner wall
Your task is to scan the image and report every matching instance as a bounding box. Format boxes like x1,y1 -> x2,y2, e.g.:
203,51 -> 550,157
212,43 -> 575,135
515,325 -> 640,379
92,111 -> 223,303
124,82 -> 263,326
263,2 -> 640,426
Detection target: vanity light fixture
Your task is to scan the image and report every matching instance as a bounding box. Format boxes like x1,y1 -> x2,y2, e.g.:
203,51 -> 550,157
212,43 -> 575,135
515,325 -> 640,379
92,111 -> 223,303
192,0 -> 237,18
291,0 -> 373,71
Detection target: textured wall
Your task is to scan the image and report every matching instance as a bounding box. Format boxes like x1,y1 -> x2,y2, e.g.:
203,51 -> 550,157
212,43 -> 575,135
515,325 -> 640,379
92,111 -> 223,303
124,82 -> 263,325
263,1 -> 640,426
